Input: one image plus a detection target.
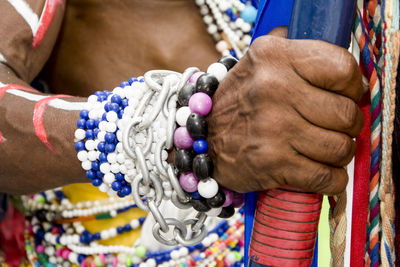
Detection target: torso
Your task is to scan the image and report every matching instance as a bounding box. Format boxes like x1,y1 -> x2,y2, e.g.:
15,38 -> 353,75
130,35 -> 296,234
41,0 -> 219,96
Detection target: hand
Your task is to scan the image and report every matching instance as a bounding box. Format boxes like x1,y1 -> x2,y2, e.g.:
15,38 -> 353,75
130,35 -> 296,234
208,35 -> 365,195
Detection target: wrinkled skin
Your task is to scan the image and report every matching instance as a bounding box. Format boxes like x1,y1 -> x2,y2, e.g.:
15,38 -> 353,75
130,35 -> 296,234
209,35 -> 365,195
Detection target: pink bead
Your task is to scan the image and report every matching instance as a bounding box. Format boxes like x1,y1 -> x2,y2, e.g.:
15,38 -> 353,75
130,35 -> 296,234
62,249 -> 70,259
189,93 -> 212,116
189,72 -> 205,84
222,188 -> 233,207
51,227 -> 60,234
224,259 -> 231,267
81,261 -> 87,267
179,172 -> 199,192
36,244 -> 45,253
232,192 -> 245,208
29,225 -> 34,234
112,256 -> 118,267
56,248 -> 63,257
99,254 -> 106,264
90,261 -> 96,267
174,126 -> 194,149
216,40 -> 229,53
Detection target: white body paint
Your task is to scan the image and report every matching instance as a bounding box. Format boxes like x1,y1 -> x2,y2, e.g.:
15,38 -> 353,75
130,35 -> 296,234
7,0 -> 39,36
0,53 -> 6,63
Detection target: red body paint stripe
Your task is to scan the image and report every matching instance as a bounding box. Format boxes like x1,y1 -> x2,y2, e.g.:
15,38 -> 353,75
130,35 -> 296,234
33,94 -> 71,153
0,84 -> 37,100
32,0 -> 65,48
0,132 -> 4,143
350,94 -> 371,267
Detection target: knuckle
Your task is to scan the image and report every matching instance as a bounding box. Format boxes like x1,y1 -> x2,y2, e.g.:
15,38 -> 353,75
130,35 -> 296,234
339,98 -> 358,129
334,136 -> 354,164
308,166 -> 332,192
336,50 -> 358,83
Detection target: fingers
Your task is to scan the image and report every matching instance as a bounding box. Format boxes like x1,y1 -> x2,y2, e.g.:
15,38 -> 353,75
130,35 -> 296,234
286,39 -> 364,102
292,79 -> 364,137
283,154 -> 349,195
289,117 -> 356,167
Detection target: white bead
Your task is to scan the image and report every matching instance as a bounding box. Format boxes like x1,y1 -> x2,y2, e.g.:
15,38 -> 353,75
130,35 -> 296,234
77,151 -> 88,162
98,121 -> 108,131
118,253 -> 127,264
176,107 -> 192,126
100,230 -> 110,240
109,227 -> 117,237
116,130 -> 123,141
170,250 -> 180,260
241,22 -> 251,33
146,259 -> 156,267
120,164 -> 127,174
207,62 -> 228,82
85,140 -> 95,151
110,210 -> 117,217
97,130 -> 106,142
110,163 -> 120,173
195,0 -> 205,5
99,183 -> 108,192
198,178 -> 219,198
100,163 -> 111,173
226,252 -> 237,264
130,219 -> 140,229
206,207 -> 223,217
87,150 -> 97,161
207,24 -> 218,35
106,122 -> 117,133
68,252 -> 78,263
103,173 -> 115,184
107,153 -> 117,164
106,111 -> 118,122
242,34 -> 252,46
87,95 -> 98,103
81,161 -> 92,171
178,247 -> 189,257
116,143 -> 123,153
203,15 -> 213,25
88,109 -> 98,119
116,153 -> 125,164
74,129 -> 86,140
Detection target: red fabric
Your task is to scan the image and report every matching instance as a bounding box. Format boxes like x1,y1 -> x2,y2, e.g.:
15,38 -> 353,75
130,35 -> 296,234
0,204 -> 26,267
350,93 -> 371,267
33,95 -> 71,153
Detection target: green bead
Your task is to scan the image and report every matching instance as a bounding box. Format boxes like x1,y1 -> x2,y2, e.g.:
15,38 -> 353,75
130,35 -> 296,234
134,245 -> 147,258
233,250 -> 241,260
55,244 -> 63,250
95,213 -> 112,220
94,256 -> 103,266
25,244 -> 32,251
126,256 -> 132,266
39,196 -> 45,204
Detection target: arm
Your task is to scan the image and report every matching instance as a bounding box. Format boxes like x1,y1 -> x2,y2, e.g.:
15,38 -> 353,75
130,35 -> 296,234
0,0 -> 86,194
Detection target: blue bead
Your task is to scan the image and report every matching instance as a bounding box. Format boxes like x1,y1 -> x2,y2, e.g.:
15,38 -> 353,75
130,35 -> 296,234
96,171 -> 104,178
80,110 -> 89,119
94,91 -> 103,96
155,256 -> 164,264
194,243 -> 203,250
117,226 -> 124,234
111,94 -> 122,104
191,191 -> 202,200
123,224 -> 132,231
46,263 -> 56,267
193,139 -> 208,154
99,152 -> 108,163
121,185 -> 132,195
240,4 -> 258,23
105,143 -> 116,153
95,119 -> 100,128
86,170 -> 96,179
56,236 -> 61,244
128,77 -> 137,84
120,81 -> 130,88
121,99 -> 129,108
110,103 -> 120,112
115,173 -> 124,181
139,78 -> 144,82
85,119 -> 96,129
104,102 -> 112,112
77,119 -> 86,129
98,142 -> 106,152
139,217 -> 145,224
118,110 -> 124,119
102,112 -> 107,121
93,232 -> 101,240
105,132 -> 116,143
85,129 -> 94,139
111,181 -> 122,191
117,190 -> 125,198
78,254 -> 86,264
92,161 -> 100,171
75,141 -> 85,151
92,178 -> 102,187
93,128 -> 100,138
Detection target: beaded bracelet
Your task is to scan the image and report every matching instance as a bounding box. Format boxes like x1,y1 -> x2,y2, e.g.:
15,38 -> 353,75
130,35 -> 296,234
173,56 -> 244,219
75,57 -> 245,246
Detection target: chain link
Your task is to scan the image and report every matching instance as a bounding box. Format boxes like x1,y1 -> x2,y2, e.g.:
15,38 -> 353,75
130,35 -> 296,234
125,68 -> 208,246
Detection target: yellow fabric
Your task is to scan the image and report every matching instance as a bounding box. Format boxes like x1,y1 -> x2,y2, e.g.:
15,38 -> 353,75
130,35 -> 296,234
62,183 -> 147,246
318,196 -> 331,265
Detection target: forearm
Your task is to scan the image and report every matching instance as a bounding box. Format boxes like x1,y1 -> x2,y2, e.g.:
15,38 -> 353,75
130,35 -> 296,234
0,64 -> 86,194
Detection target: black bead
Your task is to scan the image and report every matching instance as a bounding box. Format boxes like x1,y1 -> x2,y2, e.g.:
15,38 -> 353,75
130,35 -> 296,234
193,154 -> 213,180
218,56 -> 238,71
218,205 -> 235,218
178,82 -> 196,106
174,149 -> 194,173
195,73 -> 219,97
186,113 -> 208,139
206,190 -> 226,208
35,209 -> 48,222
190,198 -> 211,212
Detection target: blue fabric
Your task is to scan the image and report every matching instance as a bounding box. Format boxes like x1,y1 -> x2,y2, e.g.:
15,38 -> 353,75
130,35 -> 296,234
244,1 -> 294,266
